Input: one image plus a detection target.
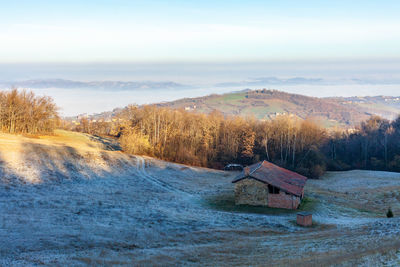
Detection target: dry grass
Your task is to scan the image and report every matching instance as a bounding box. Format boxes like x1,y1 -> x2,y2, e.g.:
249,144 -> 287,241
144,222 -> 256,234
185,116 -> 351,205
0,129 -> 129,185
0,130 -> 106,153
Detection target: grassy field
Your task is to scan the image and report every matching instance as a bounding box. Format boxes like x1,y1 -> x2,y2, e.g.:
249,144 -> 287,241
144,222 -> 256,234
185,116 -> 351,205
207,92 -> 247,104
1,131 -> 400,265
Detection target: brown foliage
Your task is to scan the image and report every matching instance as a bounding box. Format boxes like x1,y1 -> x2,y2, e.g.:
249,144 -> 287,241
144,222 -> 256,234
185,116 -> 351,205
117,106 -> 327,176
0,89 -> 59,134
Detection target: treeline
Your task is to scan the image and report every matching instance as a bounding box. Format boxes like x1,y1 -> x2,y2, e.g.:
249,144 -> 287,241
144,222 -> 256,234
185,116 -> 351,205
73,117 -> 116,137
325,116 -> 400,172
70,105 -> 400,178
74,105 -> 326,177
0,89 -> 59,134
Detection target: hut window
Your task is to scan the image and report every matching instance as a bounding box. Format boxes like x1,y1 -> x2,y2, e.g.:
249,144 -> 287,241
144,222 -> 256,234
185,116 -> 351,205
268,184 -> 280,194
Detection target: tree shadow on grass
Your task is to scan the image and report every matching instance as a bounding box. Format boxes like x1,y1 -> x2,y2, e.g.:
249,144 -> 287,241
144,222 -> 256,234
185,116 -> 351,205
86,134 -> 121,151
0,140 -> 129,186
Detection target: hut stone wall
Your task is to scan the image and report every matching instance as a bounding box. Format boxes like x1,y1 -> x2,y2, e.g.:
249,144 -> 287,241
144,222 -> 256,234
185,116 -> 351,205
234,178 -> 269,206
268,191 -> 301,209
234,178 -> 301,209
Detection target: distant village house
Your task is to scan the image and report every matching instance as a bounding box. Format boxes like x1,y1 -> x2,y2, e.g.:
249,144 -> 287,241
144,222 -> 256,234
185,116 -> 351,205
232,161 -> 307,210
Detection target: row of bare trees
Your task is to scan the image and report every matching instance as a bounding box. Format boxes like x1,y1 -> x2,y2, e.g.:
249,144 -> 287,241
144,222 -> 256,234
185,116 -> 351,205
113,105 -> 326,177
73,104 -> 400,177
4,88 -> 399,177
0,89 -> 59,134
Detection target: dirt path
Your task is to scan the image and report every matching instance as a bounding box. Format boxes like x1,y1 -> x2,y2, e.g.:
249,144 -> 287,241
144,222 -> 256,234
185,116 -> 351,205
134,156 -> 192,196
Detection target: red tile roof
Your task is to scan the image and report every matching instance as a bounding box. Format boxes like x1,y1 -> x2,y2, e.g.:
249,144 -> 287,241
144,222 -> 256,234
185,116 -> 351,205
232,161 -> 307,197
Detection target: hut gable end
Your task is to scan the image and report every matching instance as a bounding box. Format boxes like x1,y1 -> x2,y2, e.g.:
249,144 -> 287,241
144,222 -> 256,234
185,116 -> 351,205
232,160 -> 307,197
231,161 -> 307,210
234,178 -> 269,206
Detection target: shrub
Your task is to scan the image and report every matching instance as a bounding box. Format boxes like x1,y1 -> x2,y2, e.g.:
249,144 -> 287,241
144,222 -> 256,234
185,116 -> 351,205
326,159 -> 350,171
120,128 -> 152,155
386,207 -> 394,218
370,157 -> 385,170
389,155 -> 400,172
309,164 -> 326,179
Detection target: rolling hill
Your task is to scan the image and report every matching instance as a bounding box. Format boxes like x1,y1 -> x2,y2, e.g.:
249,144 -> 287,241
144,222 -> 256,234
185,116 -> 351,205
327,95 -> 400,121
156,89 -> 376,128
68,89 -> 400,128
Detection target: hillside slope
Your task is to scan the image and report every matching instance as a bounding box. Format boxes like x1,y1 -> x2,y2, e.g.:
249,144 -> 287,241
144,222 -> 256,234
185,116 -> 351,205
0,130 -> 131,185
2,131 -> 400,265
328,95 -> 400,121
71,90 -> 400,129
156,89 -> 372,127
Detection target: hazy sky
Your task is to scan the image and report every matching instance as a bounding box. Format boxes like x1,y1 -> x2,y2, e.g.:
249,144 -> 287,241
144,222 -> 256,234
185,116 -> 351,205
1,0 -> 400,63
1,0 -> 400,116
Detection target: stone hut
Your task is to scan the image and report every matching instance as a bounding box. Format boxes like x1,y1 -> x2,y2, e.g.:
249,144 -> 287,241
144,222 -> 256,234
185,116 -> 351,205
232,160 -> 307,209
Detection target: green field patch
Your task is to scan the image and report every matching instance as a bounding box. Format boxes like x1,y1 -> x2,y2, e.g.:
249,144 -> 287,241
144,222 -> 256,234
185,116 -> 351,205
207,93 -> 246,105
204,193 -> 317,215
241,104 -> 286,119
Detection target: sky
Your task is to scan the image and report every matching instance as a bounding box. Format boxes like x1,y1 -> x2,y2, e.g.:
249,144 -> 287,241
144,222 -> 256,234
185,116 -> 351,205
1,1 -> 400,116
1,0 -> 400,63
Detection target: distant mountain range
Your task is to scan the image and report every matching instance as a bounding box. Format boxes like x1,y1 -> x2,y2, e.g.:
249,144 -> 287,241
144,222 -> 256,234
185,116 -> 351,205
0,79 -> 188,91
216,76 -> 400,87
3,76 -> 400,91
216,77 -> 324,87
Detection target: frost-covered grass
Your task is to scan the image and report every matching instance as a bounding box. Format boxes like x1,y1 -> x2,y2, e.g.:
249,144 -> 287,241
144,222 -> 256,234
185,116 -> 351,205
307,170 -> 400,218
1,132 -> 400,265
